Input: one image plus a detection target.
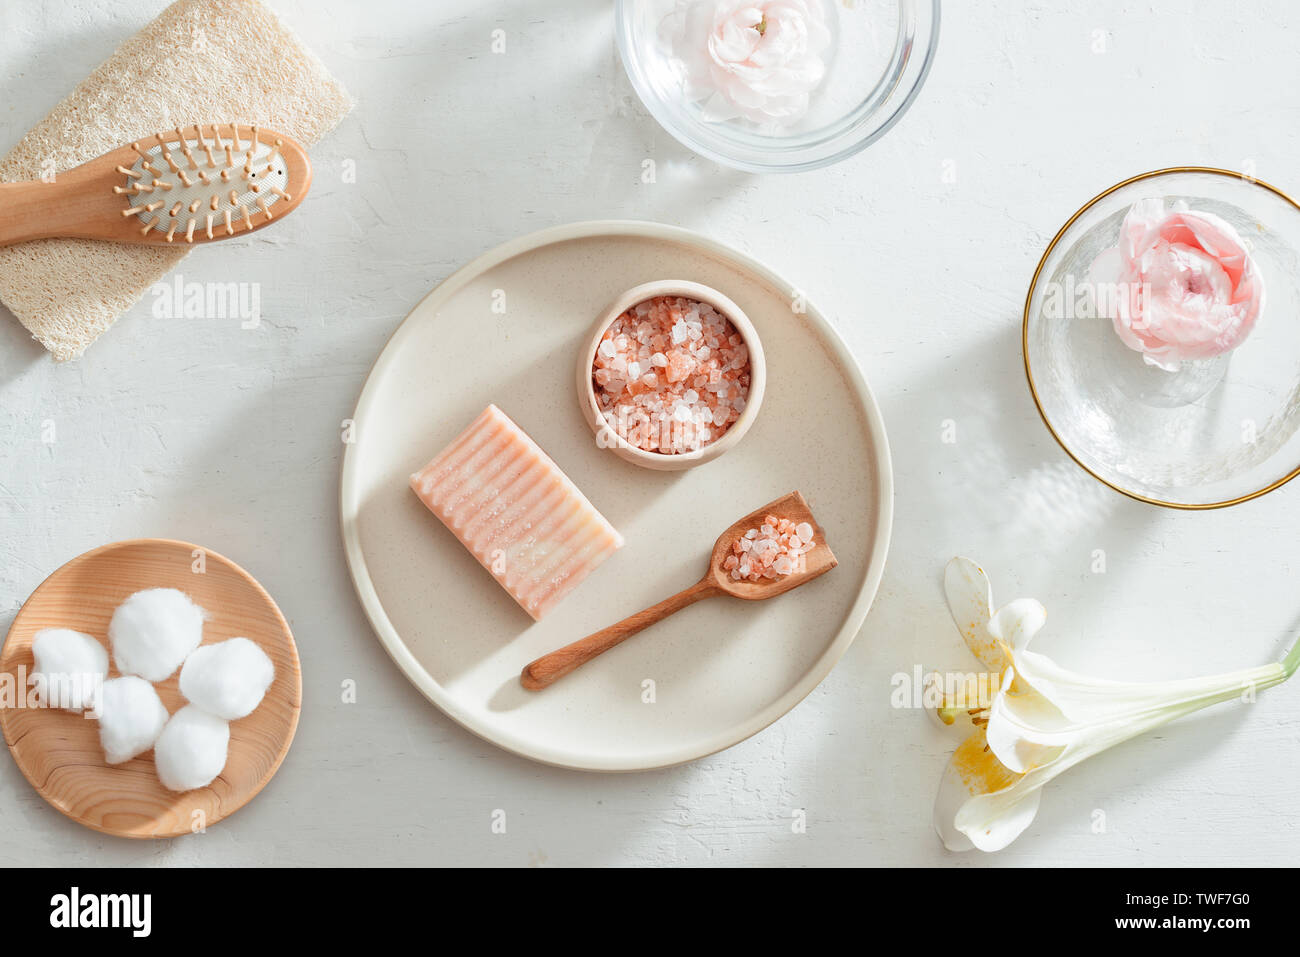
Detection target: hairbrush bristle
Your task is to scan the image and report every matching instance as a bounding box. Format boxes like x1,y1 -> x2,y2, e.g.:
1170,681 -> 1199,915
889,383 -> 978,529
117,123 -> 294,242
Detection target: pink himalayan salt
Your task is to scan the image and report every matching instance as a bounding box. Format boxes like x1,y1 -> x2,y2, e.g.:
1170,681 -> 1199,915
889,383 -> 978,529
723,515 -> 816,582
592,295 -> 751,454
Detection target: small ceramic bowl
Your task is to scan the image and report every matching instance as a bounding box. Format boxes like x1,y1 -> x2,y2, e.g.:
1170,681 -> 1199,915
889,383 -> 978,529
577,279 -> 766,471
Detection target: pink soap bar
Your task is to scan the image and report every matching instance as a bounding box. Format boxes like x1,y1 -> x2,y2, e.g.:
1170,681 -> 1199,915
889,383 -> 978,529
410,404 -> 624,620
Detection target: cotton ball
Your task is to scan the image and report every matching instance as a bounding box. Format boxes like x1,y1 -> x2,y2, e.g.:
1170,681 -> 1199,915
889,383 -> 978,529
153,705 -> 229,792
179,637 -> 274,720
108,588 -> 206,682
95,676 -> 169,764
30,628 -> 108,712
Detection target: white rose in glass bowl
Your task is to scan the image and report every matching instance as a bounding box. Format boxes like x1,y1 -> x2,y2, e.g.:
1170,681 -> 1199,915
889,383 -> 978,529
662,0 -> 833,128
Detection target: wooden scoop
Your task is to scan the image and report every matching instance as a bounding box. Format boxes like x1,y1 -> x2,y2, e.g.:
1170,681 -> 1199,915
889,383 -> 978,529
520,491 -> 837,690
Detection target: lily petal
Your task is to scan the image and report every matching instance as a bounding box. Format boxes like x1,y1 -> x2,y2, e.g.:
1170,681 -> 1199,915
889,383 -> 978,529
984,670 -> 1069,774
944,557 -> 1006,671
987,598 -> 1047,653
951,780 -> 1044,853
936,726 -> 1040,852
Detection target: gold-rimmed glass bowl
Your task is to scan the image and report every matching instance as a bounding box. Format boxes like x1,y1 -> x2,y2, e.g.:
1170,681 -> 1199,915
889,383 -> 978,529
1024,167 -> 1300,509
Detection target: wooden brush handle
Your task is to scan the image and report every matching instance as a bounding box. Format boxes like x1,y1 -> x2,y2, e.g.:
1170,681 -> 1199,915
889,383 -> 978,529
521,578 -> 721,690
0,175 -> 106,247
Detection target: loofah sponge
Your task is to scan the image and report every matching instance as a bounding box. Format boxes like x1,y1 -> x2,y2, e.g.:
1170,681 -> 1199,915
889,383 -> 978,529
0,0 -> 353,360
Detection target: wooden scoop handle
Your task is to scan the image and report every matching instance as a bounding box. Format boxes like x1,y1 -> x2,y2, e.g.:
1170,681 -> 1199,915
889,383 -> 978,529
521,578 -> 720,690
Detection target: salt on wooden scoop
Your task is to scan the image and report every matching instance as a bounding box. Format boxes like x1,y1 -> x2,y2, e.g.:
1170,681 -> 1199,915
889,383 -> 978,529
521,491 -> 836,690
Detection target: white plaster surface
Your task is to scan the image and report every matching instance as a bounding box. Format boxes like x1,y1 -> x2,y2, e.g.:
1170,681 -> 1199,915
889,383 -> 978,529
1,0 -> 1299,866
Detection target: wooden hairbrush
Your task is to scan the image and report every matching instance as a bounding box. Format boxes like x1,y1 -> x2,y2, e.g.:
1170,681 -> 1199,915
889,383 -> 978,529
0,123 -> 311,247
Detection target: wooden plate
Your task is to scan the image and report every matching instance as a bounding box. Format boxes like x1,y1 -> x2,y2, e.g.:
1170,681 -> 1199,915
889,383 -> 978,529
340,220 -> 893,771
0,539 -> 301,838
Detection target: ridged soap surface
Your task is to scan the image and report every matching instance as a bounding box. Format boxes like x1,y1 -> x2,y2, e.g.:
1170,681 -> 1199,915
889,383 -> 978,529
410,405 -> 624,620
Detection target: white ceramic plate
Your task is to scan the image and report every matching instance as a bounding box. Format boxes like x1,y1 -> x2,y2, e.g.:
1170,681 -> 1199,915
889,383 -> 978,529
340,221 -> 892,771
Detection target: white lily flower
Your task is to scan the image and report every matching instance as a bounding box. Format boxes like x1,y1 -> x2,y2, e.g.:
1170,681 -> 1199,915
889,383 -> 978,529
932,556 -> 1299,852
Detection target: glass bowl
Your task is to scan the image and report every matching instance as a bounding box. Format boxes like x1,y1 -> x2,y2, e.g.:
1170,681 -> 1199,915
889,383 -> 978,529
615,0 -> 940,173
1024,168 -> 1300,509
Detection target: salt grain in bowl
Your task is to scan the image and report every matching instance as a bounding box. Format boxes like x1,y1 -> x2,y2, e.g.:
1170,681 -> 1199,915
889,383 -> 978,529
592,295 -> 751,454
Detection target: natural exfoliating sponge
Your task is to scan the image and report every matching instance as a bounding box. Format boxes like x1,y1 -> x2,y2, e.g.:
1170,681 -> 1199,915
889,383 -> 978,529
0,0 -> 353,360
109,588 -> 206,682
179,637 -> 275,719
96,676 -> 170,765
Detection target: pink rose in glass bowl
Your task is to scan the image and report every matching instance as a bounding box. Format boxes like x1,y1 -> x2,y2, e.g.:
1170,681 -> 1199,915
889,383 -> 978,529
661,0 -> 832,128
1089,198 -> 1265,371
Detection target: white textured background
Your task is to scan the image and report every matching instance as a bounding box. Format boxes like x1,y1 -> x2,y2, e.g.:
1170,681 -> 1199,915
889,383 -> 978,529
2,0 -> 1299,866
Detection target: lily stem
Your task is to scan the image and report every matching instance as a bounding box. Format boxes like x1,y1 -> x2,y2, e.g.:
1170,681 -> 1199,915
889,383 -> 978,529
1282,634 -> 1300,679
